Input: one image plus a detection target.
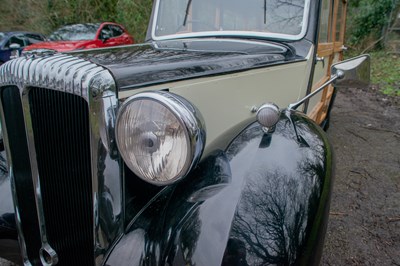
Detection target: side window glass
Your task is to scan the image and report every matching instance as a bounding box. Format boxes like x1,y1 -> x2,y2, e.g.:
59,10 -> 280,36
25,34 -> 45,45
318,0 -> 332,43
5,35 -> 25,48
111,26 -> 124,37
100,26 -> 113,39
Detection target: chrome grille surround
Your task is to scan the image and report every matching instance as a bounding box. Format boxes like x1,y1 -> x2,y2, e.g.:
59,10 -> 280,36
0,54 -> 122,265
0,54 -> 98,99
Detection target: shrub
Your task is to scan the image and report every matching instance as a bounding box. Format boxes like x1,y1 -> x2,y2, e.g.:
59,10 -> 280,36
346,0 -> 395,49
0,0 -> 154,43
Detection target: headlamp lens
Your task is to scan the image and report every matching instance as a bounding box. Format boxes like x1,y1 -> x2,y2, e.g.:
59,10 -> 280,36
116,92 -> 205,185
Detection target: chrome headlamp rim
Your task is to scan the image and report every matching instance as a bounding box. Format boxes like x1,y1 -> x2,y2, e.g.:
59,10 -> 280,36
115,91 -> 206,186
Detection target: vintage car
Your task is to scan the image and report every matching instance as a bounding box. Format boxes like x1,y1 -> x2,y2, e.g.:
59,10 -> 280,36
0,0 -> 369,265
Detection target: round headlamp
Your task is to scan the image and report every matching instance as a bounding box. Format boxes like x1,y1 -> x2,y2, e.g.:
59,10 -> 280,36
116,91 -> 205,185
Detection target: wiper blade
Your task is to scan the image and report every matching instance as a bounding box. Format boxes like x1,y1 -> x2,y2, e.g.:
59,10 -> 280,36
264,0 -> 267,24
183,0 -> 193,26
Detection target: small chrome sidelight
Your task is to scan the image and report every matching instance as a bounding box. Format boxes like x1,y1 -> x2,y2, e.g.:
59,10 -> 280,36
256,103 -> 281,133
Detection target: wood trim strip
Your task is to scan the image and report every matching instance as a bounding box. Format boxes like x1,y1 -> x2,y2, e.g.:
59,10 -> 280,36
334,42 -> 344,52
317,43 -> 334,56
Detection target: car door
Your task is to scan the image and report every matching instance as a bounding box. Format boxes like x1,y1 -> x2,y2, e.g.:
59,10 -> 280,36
307,0 -> 347,124
110,25 -> 131,45
99,24 -> 130,47
99,25 -> 114,47
2,34 -> 25,61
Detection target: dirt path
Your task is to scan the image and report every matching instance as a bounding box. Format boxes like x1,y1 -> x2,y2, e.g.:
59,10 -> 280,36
322,87 -> 400,265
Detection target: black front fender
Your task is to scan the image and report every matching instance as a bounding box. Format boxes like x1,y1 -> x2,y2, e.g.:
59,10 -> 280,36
106,112 -> 334,266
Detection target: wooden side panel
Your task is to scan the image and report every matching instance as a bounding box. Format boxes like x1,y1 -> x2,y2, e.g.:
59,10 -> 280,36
308,0 -> 347,124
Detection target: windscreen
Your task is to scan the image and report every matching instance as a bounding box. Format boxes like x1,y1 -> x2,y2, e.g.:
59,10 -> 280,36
49,23 -> 100,41
154,0 -> 309,39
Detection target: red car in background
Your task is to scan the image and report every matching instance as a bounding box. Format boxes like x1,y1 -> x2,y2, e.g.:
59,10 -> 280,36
24,22 -> 134,52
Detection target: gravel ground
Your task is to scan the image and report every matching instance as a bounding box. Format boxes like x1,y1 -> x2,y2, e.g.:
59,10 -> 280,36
322,87 -> 400,265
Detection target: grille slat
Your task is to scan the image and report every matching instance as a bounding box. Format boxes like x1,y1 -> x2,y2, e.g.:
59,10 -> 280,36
1,86 -> 41,264
29,87 -> 93,265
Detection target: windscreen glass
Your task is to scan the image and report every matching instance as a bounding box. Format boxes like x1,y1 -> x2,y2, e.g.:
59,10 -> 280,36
154,0 -> 309,39
49,23 -> 100,41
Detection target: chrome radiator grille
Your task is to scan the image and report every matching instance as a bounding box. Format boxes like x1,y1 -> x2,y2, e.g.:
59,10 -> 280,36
0,54 -> 118,265
29,87 -> 93,265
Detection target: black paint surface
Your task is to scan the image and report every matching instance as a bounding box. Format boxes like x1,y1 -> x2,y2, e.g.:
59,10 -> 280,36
106,112 -> 333,265
70,38 -> 300,90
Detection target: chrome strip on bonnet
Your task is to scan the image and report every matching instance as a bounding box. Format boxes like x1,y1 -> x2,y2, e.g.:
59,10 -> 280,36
0,54 -> 121,265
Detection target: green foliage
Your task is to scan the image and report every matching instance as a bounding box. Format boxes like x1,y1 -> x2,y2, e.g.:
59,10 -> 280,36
0,0 -> 154,43
116,0 -> 154,42
369,51 -> 400,96
345,50 -> 400,96
346,0 -> 394,47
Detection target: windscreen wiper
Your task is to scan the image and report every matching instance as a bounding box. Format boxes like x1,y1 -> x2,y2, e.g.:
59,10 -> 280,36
183,0 -> 193,26
264,0 -> 267,24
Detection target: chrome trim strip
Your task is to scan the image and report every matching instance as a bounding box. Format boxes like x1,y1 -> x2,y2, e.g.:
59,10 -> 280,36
0,54 -> 122,265
151,0 -> 311,41
0,99 -> 32,266
21,86 -> 57,265
86,70 -> 123,265
152,38 -> 288,51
